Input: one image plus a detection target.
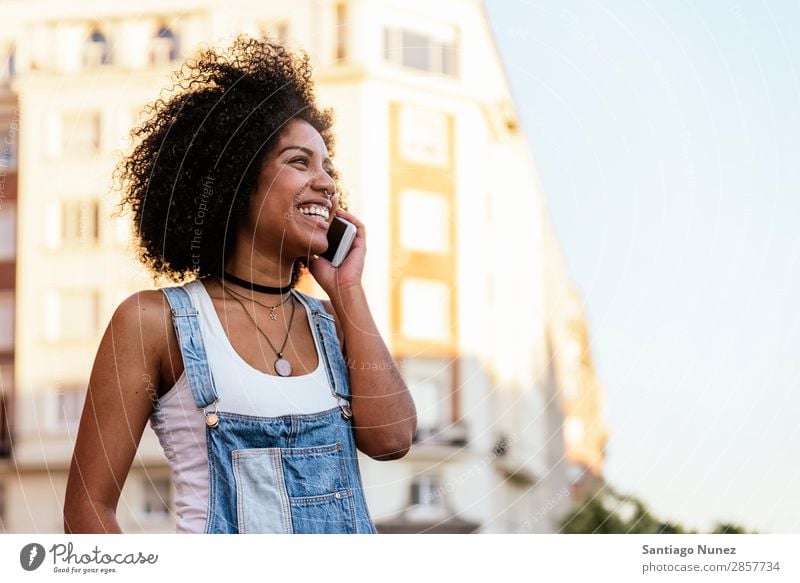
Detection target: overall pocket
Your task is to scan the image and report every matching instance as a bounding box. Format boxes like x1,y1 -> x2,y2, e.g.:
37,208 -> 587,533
232,441 -> 357,534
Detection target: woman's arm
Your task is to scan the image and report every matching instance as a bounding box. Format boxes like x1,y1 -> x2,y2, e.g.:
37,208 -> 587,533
63,291 -> 169,533
311,208 -> 416,461
324,288 -> 417,461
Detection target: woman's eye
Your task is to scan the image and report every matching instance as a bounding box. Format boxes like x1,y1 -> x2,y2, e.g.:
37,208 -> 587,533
291,157 -> 309,166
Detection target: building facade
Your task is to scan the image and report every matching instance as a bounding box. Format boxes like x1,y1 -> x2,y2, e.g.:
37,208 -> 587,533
0,0 -> 605,533
0,35 -> 19,531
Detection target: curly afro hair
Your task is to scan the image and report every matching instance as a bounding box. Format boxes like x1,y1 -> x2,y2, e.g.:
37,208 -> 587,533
115,35 -> 341,284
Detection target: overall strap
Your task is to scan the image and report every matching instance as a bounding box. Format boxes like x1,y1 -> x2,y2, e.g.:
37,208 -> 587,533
162,285 -> 219,411
291,290 -> 352,408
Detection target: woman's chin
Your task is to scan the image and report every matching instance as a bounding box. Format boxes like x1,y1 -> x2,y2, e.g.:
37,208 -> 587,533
295,239 -> 329,261
282,226 -> 329,262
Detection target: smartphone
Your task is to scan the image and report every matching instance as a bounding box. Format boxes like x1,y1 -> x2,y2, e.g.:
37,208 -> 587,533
321,216 -> 357,267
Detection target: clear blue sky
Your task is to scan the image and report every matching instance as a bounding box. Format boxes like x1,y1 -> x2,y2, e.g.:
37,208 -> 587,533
484,0 -> 800,533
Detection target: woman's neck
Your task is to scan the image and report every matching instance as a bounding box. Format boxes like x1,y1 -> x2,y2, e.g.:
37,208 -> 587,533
223,249 -> 296,290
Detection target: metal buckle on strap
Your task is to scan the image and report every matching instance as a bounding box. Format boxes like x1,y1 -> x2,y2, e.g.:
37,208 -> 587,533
338,397 -> 353,420
316,310 -> 335,322
171,308 -> 199,318
203,400 -> 219,428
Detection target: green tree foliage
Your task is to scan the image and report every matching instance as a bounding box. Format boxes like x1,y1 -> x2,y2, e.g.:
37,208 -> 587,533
711,522 -> 753,534
558,486 -> 755,534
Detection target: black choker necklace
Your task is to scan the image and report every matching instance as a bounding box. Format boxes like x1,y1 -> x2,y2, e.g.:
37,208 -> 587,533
222,272 -> 294,295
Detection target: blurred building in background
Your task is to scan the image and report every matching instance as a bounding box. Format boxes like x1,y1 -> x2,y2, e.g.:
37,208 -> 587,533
0,0 -> 606,534
540,218 -> 608,502
0,51 -> 17,480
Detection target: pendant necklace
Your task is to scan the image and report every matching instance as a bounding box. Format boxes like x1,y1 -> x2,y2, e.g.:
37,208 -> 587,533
221,284 -> 297,377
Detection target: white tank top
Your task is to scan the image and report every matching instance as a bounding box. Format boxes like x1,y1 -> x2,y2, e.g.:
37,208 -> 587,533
149,280 -> 340,533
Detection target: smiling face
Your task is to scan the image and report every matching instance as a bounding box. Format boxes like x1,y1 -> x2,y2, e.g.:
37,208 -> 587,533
241,118 -> 340,262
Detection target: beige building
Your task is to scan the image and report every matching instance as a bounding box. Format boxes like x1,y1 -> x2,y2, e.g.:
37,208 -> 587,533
0,0 -> 606,534
0,37 -> 19,531
540,218 -> 609,501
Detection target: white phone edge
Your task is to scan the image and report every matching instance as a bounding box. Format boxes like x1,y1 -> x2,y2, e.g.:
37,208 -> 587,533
330,220 -> 357,267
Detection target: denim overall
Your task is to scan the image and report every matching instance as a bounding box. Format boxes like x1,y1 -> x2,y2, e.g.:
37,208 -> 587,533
162,283 -> 377,534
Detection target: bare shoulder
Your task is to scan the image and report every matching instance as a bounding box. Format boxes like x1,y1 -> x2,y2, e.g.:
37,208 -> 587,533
111,288 -> 181,387
113,289 -> 172,340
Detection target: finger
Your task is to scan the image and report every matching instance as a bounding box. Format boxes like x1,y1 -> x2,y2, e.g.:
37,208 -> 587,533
335,208 -> 364,229
336,212 -> 366,243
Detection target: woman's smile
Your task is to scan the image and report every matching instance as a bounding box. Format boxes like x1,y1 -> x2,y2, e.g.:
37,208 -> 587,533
297,209 -> 330,230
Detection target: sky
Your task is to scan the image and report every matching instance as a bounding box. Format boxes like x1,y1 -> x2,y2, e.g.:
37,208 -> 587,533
484,0 -> 800,533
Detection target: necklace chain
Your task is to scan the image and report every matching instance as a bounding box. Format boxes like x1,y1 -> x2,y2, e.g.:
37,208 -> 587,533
221,285 -> 297,366
221,283 -> 291,320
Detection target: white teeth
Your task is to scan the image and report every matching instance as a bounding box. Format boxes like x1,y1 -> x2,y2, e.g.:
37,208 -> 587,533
299,205 -> 329,219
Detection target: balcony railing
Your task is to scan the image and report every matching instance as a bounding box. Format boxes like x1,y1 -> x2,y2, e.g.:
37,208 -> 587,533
412,421 -> 469,448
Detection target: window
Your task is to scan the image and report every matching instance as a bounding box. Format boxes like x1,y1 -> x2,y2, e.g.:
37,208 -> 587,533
441,43 -> 457,77
0,140 -> 14,169
141,477 -> 171,520
407,474 -> 447,521
150,25 -> 179,66
62,200 -> 99,245
0,46 -> 14,82
1,117 -> 18,169
402,30 -> 429,71
55,385 -> 85,429
399,190 -> 449,253
270,22 -> 289,44
402,356 -> 453,441
335,3 -> 348,62
0,363 -> 12,392
384,27 -> 458,77
46,111 -> 101,159
43,289 -> 99,343
61,111 -> 101,157
0,293 -> 12,352
398,105 -> 449,167
241,20 -> 289,44
45,199 -> 99,248
84,29 -> 112,67
564,416 -> 585,444
411,474 -> 442,506
400,278 -> 451,341
0,201 -> 15,260
111,212 -> 131,245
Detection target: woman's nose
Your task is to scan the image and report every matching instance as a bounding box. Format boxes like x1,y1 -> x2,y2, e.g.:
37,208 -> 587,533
313,172 -> 336,196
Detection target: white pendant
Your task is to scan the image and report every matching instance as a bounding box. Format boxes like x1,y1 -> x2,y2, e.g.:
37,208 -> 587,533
274,358 -> 292,377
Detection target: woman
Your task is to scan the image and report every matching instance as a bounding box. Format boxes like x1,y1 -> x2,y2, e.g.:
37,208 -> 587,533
63,36 -> 416,534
